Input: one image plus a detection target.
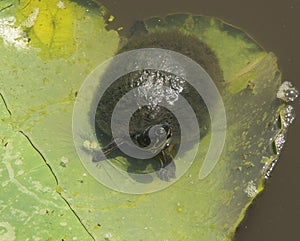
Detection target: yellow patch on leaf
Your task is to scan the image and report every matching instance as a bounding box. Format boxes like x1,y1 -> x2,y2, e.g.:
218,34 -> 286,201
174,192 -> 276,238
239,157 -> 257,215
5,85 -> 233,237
16,0 -> 86,59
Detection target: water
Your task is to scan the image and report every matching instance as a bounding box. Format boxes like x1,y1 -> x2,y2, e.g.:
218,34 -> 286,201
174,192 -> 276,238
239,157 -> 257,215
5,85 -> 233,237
98,0 -> 300,240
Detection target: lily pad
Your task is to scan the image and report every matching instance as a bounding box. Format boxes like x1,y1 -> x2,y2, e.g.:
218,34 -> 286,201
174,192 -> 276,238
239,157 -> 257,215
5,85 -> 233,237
0,98 -> 93,241
0,2 -> 291,241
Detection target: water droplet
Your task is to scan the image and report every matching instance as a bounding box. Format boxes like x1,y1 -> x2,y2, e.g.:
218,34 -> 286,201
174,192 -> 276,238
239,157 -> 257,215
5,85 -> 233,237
277,81 -> 299,102
244,180 -> 257,198
274,133 -> 286,154
280,105 -> 295,128
263,159 -> 279,179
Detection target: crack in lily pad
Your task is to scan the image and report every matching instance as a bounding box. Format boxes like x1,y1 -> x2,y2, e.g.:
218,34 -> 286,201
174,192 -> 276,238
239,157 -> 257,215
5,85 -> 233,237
18,130 -> 96,240
0,97 -> 94,241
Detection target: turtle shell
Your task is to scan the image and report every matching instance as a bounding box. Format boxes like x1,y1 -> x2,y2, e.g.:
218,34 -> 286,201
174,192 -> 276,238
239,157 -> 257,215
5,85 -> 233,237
95,29 -> 223,148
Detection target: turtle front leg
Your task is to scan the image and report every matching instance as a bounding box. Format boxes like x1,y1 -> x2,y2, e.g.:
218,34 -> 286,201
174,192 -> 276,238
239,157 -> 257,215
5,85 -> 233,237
157,144 -> 176,181
91,138 -> 124,162
101,139 -> 121,156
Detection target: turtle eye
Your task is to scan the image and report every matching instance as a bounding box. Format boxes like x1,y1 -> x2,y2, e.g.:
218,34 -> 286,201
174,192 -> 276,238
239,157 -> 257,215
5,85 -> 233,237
161,123 -> 169,131
153,124 -> 172,141
161,123 -> 172,139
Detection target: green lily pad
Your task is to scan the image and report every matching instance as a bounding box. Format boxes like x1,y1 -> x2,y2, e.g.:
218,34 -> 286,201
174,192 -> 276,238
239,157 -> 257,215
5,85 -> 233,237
0,2 -> 289,240
0,98 -> 93,240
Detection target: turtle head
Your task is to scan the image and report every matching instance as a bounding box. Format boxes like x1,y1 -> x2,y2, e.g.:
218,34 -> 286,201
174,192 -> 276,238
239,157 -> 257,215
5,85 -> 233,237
150,123 -> 172,146
135,123 -> 172,152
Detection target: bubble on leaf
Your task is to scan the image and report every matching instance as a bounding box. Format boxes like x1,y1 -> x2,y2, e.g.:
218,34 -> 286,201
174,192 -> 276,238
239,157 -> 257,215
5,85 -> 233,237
277,81 -> 299,102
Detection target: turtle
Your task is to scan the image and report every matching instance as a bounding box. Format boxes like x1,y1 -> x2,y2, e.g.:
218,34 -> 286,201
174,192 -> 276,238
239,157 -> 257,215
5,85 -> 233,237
93,22 -> 223,181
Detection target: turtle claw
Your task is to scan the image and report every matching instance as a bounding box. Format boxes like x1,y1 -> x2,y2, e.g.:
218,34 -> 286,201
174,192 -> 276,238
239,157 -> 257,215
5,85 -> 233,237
157,161 -> 176,181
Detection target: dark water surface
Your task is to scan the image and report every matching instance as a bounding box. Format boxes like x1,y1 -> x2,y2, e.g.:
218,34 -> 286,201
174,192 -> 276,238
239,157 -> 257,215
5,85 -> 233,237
97,0 -> 300,240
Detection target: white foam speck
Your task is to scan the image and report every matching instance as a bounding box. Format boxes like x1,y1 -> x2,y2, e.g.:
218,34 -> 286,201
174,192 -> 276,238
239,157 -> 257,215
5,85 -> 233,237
60,222 -> 67,226
0,16 -> 29,49
57,1 -> 66,9
22,8 -> 39,28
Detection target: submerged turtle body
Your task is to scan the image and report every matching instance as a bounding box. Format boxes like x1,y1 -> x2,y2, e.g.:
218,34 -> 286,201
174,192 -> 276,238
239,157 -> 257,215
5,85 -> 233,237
94,27 -> 223,180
